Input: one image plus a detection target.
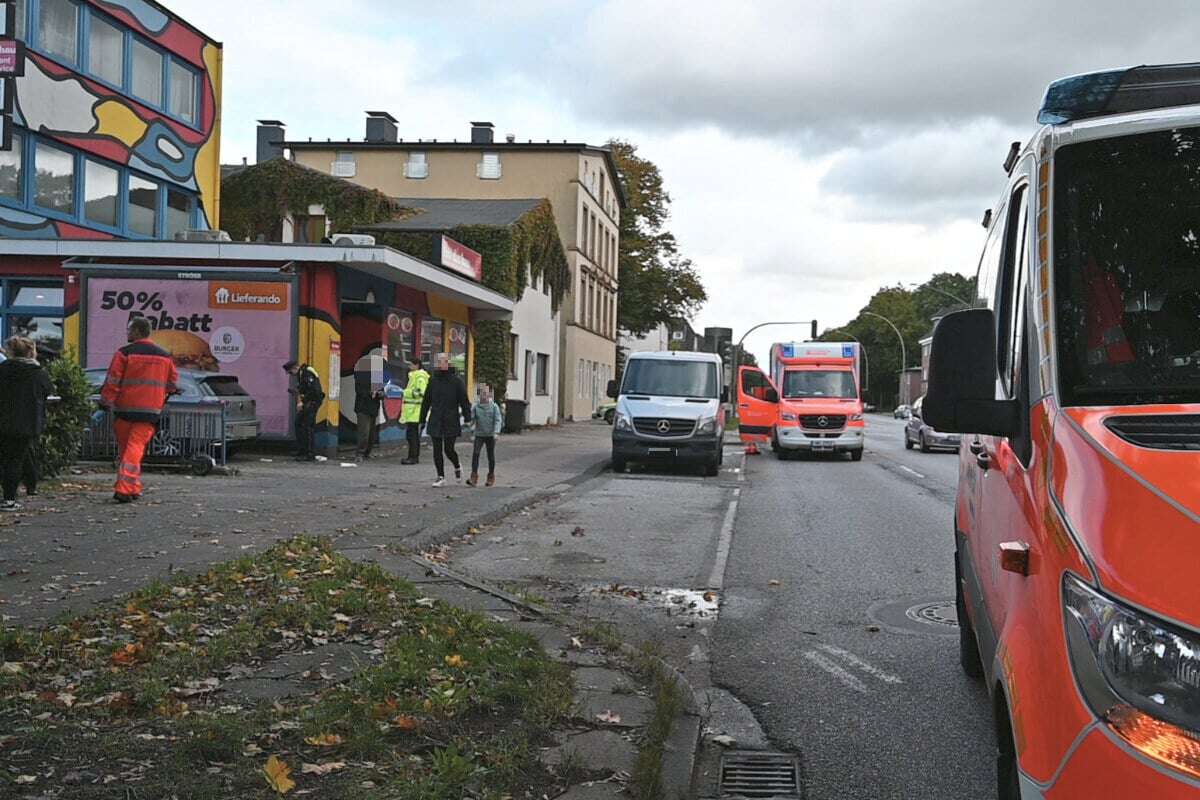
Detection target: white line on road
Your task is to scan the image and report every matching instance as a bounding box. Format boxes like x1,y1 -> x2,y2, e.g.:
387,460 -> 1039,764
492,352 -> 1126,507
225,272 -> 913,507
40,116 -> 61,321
817,645 -> 904,685
803,650 -> 870,694
706,452 -> 747,590
899,465 -> 926,479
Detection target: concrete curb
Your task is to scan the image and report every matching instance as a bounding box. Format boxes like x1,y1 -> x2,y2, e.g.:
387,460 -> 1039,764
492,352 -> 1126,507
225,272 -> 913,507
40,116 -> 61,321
398,457 -> 611,551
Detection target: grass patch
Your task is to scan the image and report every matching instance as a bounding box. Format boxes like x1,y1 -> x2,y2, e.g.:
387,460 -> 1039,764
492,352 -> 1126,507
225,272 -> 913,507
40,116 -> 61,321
0,536 -> 574,798
628,644 -> 687,800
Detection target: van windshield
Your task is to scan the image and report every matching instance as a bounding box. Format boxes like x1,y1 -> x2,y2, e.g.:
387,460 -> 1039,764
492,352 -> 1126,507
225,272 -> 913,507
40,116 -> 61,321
621,360 -> 718,398
1055,126 -> 1200,406
783,370 -> 856,399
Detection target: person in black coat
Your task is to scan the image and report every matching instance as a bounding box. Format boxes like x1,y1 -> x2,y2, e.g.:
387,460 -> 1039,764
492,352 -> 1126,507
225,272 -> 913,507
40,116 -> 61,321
0,337 -> 53,511
419,353 -> 471,487
353,353 -> 383,460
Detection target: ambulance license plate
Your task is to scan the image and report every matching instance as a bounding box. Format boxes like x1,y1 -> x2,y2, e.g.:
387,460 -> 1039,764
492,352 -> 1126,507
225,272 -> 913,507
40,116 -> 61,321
811,441 -> 834,452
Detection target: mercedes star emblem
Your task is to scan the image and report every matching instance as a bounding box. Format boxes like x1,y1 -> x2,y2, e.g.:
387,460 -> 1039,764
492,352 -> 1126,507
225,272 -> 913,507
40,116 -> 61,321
818,416 -> 829,428
656,419 -> 672,434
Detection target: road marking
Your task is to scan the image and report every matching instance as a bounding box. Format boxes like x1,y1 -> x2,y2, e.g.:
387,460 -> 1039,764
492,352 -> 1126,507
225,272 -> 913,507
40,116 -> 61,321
899,465 -> 926,479
706,452 -> 747,590
802,650 -> 870,693
817,645 -> 903,685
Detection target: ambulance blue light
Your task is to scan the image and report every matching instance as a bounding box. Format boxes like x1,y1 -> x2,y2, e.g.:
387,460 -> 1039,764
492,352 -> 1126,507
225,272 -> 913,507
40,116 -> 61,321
1038,63 -> 1200,125
782,344 -> 794,358
842,345 -> 854,358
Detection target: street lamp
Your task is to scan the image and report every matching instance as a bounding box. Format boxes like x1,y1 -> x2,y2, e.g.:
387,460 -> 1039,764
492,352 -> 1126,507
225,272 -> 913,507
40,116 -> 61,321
823,328 -> 868,393
861,311 -> 908,406
731,320 -> 817,385
909,282 -> 970,307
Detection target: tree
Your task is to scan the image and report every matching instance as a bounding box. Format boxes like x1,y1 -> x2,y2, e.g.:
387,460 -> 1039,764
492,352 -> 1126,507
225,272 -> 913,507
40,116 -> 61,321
609,140 -> 707,336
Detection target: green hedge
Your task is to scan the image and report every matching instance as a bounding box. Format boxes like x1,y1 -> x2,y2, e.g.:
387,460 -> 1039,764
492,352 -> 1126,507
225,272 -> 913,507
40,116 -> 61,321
34,352 -> 94,478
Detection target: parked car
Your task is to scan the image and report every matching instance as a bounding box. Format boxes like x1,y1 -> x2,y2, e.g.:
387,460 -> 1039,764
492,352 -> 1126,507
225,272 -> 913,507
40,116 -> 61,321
84,368 -> 261,445
893,404 -> 911,419
904,396 -> 959,452
593,400 -> 617,425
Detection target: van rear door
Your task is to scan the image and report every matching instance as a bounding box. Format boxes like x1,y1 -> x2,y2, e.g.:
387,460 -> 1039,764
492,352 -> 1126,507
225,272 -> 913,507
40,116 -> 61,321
737,366 -> 778,443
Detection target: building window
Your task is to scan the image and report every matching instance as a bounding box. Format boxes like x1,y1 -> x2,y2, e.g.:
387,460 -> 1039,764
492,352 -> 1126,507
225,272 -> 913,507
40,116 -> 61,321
39,0 -> 78,65
168,59 -> 198,125
579,205 -> 586,247
536,353 -> 550,395
34,140 -> 74,215
131,37 -> 163,106
84,159 -> 118,228
332,151 -> 356,177
13,0 -> 26,41
508,333 -> 519,380
1,280 -> 65,361
128,175 -> 158,236
405,152 -> 428,179
477,152 -> 501,180
419,318 -> 444,368
87,13 -> 123,86
166,186 -> 192,238
0,134 -> 22,201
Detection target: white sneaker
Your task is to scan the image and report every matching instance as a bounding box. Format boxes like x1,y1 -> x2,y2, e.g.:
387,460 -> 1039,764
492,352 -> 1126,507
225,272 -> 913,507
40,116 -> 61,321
0,501 -> 20,512
454,467 -> 462,483
432,477 -> 445,488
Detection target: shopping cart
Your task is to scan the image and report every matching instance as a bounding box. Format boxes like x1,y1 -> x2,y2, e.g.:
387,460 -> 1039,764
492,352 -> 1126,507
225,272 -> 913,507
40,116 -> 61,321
80,402 -> 228,476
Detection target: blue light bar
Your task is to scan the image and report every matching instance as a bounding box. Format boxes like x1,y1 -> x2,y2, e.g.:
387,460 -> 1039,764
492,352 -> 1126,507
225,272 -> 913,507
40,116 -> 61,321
1038,63 -> 1200,125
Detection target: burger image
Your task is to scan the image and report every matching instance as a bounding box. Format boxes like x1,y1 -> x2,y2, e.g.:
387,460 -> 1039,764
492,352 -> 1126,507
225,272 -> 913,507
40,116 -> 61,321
150,330 -> 220,372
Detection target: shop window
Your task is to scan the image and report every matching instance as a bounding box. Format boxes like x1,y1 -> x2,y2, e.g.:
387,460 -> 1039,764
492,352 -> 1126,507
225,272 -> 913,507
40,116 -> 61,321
1,280 -> 64,361
10,315 -> 63,359
34,141 -> 75,215
88,14 -> 123,86
405,152 -> 428,179
39,0 -> 77,65
536,353 -> 550,395
448,322 -> 468,375
168,59 -> 198,125
386,309 -> 415,367
84,160 -> 119,228
131,38 -> 163,106
0,134 -> 22,201
128,176 -> 158,236
13,0 -> 25,41
166,187 -> 192,239
477,153 -> 501,180
420,318 -> 443,367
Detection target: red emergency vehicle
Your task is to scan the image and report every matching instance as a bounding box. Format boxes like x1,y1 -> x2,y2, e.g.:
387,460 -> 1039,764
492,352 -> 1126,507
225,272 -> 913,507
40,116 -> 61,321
737,342 -> 865,460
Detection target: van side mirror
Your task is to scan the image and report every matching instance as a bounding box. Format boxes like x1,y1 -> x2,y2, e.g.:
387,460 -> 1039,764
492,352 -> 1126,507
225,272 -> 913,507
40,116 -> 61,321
765,388 -> 779,404
923,309 -> 1018,437
721,387 -> 729,403
606,379 -> 619,399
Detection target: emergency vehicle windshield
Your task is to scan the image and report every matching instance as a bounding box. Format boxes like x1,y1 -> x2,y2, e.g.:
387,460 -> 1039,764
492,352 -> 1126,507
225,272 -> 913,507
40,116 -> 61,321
620,360 -> 719,398
1055,126 -> 1200,406
782,370 -> 856,399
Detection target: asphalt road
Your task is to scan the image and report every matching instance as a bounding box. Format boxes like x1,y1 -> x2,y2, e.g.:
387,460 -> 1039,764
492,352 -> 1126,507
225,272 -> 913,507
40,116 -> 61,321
711,415 -> 996,799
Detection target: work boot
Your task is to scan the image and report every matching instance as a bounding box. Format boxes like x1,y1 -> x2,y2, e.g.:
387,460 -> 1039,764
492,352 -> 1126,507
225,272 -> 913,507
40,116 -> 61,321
466,473 -> 478,487
486,474 -> 496,487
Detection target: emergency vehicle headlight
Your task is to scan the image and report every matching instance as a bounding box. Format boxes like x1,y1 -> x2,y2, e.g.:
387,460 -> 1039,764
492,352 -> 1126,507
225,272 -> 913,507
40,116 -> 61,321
1064,575 -> 1200,778
848,414 -> 863,422
780,413 -> 797,422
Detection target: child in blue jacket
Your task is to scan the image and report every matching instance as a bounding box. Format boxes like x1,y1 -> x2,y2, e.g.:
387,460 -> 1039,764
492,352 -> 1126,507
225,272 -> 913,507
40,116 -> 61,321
468,384 -> 503,487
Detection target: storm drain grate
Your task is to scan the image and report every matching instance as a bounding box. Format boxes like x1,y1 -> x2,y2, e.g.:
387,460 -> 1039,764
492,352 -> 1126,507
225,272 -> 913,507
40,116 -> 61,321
720,751 -> 801,798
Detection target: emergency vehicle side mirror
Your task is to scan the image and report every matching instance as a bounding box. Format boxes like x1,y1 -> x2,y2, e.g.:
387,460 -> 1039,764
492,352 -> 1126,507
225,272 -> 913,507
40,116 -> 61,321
606,379 -> 619,399
765,388 -> 779,404
924,309 -> 1018,437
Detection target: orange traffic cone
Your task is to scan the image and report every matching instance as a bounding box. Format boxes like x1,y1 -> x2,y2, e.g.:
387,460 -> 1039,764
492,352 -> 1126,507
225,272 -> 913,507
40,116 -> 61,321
745,441 -> 760,455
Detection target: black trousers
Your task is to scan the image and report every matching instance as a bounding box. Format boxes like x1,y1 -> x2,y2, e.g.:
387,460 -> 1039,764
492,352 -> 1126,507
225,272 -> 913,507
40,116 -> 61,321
471,436 -> 496,475
406,422 -> 421,461
0,435 -> 32,502
296,401 -> 319,456
356,412 -> 378,456
22,446 -> 37,493
431,436 -> 460,477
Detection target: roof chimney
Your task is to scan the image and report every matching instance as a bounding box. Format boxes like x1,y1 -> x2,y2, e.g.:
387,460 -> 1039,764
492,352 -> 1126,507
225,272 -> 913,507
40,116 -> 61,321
470,121 -> 495,144
256,120 -> 286,163
505,133 -> 516,143
366,111 -> 398,143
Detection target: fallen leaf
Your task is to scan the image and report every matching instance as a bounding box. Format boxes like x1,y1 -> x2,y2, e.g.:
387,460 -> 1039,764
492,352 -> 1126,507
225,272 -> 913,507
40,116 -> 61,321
768,580 -> 781,587
703,591 -> 717,603
15,775 -> 36,784
243,743 -> 264,757
110,642 -> 145,666
595,710 -> 622,724
263,755 -> 295,795
332,613 -> 353,623
304,733 -> 343,747
444,654 -> 468,668
711,734 -> 737,747
301,761 -> 347,776
570,636 -> 584,649
467,527 -> 480,536
1,661 -> 24,674
391,714 -> 420,731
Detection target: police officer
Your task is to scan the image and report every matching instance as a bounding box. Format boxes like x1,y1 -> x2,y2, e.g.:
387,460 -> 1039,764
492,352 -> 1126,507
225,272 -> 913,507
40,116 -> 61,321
284,360 -> 325,461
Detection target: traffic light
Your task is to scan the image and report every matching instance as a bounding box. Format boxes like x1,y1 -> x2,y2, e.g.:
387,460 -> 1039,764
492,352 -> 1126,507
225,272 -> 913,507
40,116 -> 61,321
811,320 -> 818,340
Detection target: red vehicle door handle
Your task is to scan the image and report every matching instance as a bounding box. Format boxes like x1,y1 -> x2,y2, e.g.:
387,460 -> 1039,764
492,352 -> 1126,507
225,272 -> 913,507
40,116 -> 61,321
739,403 -> 750,409
976,449 -> 992,471
969,440 -> 985,455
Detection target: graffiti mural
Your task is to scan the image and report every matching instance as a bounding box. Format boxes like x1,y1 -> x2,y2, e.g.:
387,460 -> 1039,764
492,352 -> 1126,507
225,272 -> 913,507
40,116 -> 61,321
6,0 -> 222,238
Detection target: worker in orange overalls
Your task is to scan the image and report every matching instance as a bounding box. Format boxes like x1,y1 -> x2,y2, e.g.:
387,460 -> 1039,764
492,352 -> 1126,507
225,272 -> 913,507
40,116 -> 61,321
99,317 -> 179,504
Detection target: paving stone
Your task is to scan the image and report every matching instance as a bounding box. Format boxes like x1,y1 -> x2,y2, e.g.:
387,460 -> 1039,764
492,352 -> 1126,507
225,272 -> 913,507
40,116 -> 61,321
509,621 -> 574,652
572,667 -> 631,694
574,691 -> 654,728
555,783 -> 628,799
417,582 -> 516,614
542,730 -> 637,773
550,648 -> 610,667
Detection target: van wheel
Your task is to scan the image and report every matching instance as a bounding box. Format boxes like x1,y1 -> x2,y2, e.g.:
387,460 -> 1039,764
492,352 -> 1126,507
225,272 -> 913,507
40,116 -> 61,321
704,457 -> 720,477
904,433 -> 914,450
995,694 -> 1021,800
850,449 -> 863,462
956,554 -> 984,680
611,454 -> 627,474
920,432 -> 932,453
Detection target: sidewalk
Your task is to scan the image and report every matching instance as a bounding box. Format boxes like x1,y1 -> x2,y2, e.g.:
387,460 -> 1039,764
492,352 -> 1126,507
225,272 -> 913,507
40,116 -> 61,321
0,421 -> 611,626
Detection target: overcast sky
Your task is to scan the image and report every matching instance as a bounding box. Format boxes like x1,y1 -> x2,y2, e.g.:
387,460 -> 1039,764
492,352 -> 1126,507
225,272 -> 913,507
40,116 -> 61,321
172,0 -> 1198,361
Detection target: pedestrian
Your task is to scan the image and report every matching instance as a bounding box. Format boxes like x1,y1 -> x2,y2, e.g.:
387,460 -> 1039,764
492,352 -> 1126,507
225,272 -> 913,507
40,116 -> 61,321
400,357 -> 429,465
353,352 -> 383,461
467,384 -> 503,487
419,352 -> 471,488
0,337 -> 53,511
99,318 -> 179,504
284,360 -> 325,461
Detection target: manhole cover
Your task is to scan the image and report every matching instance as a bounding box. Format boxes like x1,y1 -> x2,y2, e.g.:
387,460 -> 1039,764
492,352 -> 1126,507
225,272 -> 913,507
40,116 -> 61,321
868,598 -> 959,636
720,751 -> 801,798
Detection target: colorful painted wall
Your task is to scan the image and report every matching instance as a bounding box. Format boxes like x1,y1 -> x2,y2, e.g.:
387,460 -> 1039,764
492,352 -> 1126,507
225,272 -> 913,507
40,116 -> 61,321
2,0 -> 222,239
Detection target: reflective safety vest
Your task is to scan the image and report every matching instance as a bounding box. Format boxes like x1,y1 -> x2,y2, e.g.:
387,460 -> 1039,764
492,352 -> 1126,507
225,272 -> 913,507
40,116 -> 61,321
401,369 -> 430,424
100,339 -> 179,423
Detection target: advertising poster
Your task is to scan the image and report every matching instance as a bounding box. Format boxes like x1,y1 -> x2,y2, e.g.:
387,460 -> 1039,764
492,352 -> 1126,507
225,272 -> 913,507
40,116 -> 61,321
85,275 -> 295,437
448,323 -> 468,374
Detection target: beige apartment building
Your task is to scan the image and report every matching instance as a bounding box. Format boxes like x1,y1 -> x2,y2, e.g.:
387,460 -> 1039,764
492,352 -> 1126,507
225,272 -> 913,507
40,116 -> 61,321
271,117 -> 625,421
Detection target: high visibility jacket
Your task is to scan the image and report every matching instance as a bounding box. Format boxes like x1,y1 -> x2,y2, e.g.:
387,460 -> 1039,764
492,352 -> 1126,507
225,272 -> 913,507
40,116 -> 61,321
100,339 -> 179,423
401,369 -> 429,424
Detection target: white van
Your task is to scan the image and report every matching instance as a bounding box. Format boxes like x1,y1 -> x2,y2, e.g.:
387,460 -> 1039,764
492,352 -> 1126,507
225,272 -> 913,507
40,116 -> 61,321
608,351 -> 727,476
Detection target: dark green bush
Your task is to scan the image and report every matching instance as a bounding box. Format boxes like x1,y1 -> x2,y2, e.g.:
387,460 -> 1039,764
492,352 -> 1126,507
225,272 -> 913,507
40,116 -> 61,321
34,351 -> 94,478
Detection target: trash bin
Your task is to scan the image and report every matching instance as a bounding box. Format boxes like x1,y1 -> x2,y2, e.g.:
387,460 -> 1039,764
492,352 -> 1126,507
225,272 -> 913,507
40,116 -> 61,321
503,399 -> 528,434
